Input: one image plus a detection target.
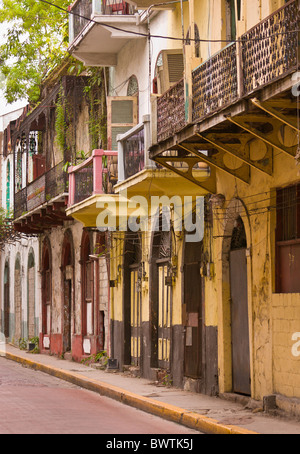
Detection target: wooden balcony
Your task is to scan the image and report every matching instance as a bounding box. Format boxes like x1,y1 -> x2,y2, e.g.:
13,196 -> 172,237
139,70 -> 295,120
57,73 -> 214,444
14,161 -> 70,234
155,0 -> 299,145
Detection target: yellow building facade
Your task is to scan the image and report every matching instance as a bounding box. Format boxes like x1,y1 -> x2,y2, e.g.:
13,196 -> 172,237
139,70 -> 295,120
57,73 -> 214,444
150,0 -> 300,409
66,0 -> 300,410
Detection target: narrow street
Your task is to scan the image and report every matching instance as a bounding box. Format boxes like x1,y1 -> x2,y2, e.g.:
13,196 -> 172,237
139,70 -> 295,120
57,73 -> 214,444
0,357 -> 202,435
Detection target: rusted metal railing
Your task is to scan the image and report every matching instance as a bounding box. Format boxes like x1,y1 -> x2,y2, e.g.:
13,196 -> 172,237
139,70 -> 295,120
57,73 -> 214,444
157,78 -> 185,143
192,42 -> 238,123
241,0 -> 299,95
69,0 -> 136,41
14,161 -> 68,219
156,0 -> 299,144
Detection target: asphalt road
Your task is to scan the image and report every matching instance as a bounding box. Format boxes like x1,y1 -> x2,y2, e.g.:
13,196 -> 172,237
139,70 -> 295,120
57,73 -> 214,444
0,357 -> 202,436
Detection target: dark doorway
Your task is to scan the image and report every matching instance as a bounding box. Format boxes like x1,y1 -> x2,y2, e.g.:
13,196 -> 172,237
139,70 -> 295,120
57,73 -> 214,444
42,239 -> 51,336
63,279 -> 72,352
229,216 -> 251,395
4,262 -> 10,338
123,233 -> 142,367
183,238 -> 203,379
150,212 -> 172,371
62,232 -> 74,353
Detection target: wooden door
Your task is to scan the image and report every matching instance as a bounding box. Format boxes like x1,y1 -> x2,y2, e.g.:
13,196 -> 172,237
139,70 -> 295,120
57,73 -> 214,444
130,266 -> 142,366
184,259 -> 202,379
63,279 -> 72,352
230,248 -> 251,395
4,282 -> 9,338
157,263 -> 171,369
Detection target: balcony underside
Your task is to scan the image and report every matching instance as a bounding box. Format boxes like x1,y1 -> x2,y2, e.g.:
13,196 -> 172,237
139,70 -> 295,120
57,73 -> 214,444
65,167 -> 211,228
150,74 -> 299,188
14,195 -> 70,235
114,167 -> 213,197
69,17 -> 147,66
65,193 -> 138,228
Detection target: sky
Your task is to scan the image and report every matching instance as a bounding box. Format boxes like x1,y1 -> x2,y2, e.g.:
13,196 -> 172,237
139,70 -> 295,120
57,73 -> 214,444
0,18 -> 27,121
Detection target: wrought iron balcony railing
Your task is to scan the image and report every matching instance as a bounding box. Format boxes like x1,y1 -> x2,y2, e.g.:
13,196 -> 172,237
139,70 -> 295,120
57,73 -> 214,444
68,149 -> 118,207
69,0 -> 136,41
156,0 -> 299,144
192,42 -> 238,123
241,0 -> 299,94
14,161 -> 68,219
157,78 -> 185,143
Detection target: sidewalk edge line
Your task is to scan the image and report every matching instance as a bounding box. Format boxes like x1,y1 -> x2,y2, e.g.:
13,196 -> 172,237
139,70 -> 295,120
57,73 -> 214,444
2,351 -> 258,435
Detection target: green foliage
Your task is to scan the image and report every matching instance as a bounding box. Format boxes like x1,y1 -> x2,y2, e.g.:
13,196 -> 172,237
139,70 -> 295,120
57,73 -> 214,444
55,85 -> 66,152
81,351 -> 108,368
0,0 -> 70,103
28,336 -> 40,354
18,338 -> 27,350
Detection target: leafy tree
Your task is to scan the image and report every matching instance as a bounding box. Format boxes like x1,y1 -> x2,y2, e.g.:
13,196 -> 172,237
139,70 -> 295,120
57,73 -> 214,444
0,0 -> 71,104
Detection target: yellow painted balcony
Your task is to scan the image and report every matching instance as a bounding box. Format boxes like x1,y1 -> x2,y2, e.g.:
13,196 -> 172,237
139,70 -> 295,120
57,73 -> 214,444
68,0 -> 147,66
115,115 -> 212,198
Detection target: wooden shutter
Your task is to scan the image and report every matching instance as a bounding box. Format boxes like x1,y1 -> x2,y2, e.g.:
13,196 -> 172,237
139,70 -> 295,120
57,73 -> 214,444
107,96 -> 138,151
157,49 -> 184,94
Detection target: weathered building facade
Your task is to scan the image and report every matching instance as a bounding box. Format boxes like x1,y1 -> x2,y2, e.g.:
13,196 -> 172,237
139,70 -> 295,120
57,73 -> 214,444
1,0 -> 299,418
149,0 -> 300,412
66,0 -> 300,413
2,61 -> 111,361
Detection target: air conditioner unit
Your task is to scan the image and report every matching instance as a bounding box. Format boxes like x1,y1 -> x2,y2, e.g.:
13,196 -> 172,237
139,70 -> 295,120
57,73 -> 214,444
156,49 -> 184,94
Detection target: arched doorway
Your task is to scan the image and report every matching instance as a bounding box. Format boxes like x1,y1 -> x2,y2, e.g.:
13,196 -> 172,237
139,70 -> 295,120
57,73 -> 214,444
61,231 -> 74,353
4,260 -> 10,338
14,256 -> 22,342
183,236 -> 203,381
41,238 -> 51,344
28,250 -> 36,339
150,212 -> 172,371
123,232 -> 142,367
229,215 -> 251,395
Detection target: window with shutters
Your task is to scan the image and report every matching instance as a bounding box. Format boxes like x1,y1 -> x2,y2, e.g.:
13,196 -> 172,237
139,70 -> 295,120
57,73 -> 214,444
107,96 -> 138,151
154,49 -> 184,95
276,184 -> 300,293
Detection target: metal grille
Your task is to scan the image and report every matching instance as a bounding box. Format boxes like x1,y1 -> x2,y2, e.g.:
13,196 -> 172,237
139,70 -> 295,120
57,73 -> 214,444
14,161 -> 67,218
14,187 -> 27,219
46,161 -> 67,201
71,0 -> 136,39
277,185 -> 299,241
124,128 -> 145,180
192,42 -> 238,123
74,162 -> 94,205
157,78 -> 185,143
72,0 -> 93,39
241,0 -> 299,95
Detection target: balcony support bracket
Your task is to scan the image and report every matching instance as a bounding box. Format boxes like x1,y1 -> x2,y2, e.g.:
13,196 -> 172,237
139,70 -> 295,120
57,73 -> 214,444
153,156 -> 217,194
250,98 -> 300,132
178,142 -> 250,184
226,115 -> 298,158
197,132 -> 273,176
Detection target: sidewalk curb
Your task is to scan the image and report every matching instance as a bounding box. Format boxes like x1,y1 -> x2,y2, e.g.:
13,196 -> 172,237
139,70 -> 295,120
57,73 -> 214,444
3,351 -> 258,435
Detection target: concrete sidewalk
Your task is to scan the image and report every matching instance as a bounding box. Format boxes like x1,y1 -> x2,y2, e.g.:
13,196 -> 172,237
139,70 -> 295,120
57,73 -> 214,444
1,343 -> 300,434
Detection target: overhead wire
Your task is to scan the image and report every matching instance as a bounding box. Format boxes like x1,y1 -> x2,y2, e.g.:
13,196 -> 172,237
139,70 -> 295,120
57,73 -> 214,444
39,0 -> 300,44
